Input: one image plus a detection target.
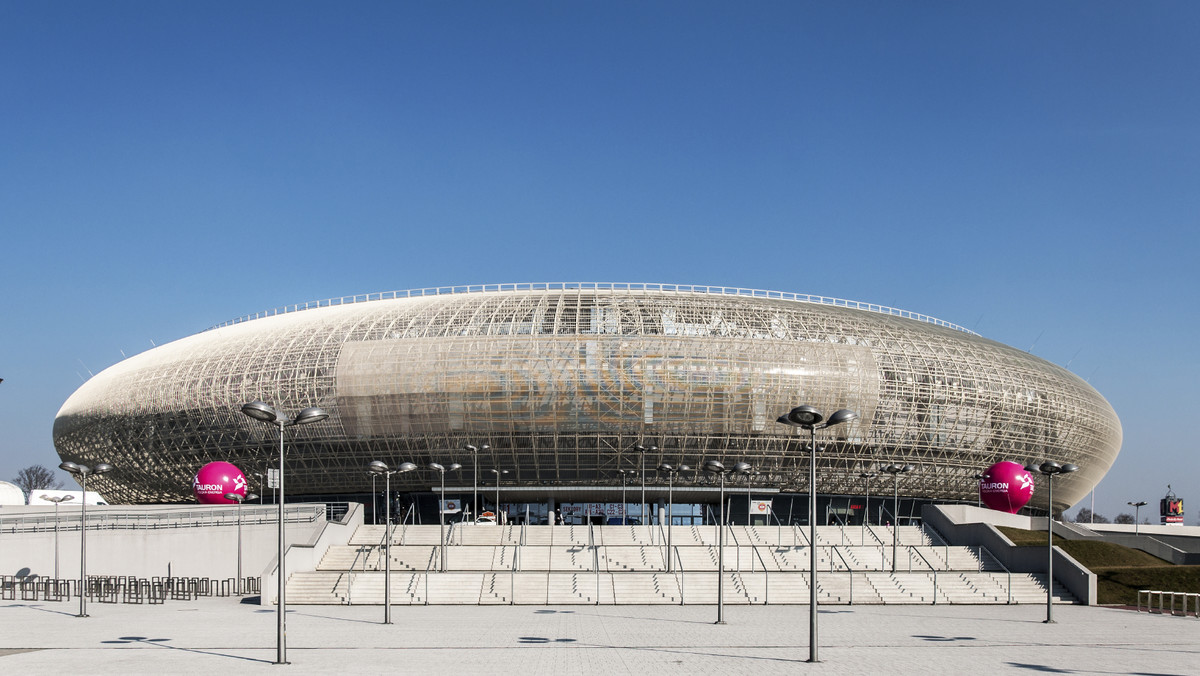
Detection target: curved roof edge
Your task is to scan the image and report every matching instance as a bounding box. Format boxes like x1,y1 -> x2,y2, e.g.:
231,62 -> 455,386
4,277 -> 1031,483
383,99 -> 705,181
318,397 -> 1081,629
208,282 -> 980,336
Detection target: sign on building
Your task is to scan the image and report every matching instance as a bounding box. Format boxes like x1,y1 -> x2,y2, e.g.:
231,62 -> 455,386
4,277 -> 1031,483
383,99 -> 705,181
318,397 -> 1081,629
440,499 -> 462,514
750,500 -> 773,515
1161,485 -> 1184,525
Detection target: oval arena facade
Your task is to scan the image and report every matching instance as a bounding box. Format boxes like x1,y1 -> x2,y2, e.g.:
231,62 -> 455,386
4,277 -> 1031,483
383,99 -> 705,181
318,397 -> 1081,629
53,283 -> 1121,515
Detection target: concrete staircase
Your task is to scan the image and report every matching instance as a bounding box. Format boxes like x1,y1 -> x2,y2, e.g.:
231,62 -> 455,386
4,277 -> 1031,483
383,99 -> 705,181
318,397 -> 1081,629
285,524 -> 1081,606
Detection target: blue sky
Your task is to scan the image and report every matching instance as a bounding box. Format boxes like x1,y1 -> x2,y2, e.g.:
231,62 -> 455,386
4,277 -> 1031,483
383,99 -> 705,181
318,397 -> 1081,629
2,2 -> 1197,520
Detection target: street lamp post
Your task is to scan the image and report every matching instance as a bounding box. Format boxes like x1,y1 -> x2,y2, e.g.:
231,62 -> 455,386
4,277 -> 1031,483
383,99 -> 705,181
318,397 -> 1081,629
465,444 -> 490,524
858,472 -> 876,544
1025,460 -> 1079,624
775,405 -> 858,663
428,462 -> 462,572
367,460 -> 417,624
240,401 -> 327,665
489,468 -> 508,524
1127,501 -> 1147,535
57,461 -> 114,618
40,494 -> 75,579
657,463 -> 690,572
223,492 -> 260,595
635,445 -> 656,527
880,463 -> 916,572
704,460 -> 751,624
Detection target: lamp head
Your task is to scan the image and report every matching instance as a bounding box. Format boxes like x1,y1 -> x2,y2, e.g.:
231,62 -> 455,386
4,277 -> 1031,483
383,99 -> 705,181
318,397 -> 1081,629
398,462 -> 418,473
824,409 -> 858,428
59,461 -> 81,475
733,462 -> 752,474
241,401 -> 278,423
246,493 -> 259,502
223,493 -> 244,503
464,444 -> 477,452
1060,463 -> 1079,474
786,405 -> 823,428
367,460 -> 389,474
1039,461 -> 1062,475
678,464 -> 690,472
703,460 -> 725,474
293,406 -> 328,426
480,444 -> 490,451
92,463 -> 114,475
447,463 -> 462,472
658,463 -> 674,473
428,462 -> 444,472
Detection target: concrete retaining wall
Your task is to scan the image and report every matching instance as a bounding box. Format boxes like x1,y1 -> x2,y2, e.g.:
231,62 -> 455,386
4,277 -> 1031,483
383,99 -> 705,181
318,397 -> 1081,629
923,504 -> 1096,605
0,504 -> 327,582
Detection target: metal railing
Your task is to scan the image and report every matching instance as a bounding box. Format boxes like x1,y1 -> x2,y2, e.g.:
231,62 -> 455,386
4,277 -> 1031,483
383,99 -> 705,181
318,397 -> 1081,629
208,282 -> 978,335
0,504 -> 323,533
1138,590 -> 1200,617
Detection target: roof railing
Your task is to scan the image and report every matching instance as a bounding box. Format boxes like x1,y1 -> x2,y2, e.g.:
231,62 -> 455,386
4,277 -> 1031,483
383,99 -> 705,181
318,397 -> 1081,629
208,282 -> 978,335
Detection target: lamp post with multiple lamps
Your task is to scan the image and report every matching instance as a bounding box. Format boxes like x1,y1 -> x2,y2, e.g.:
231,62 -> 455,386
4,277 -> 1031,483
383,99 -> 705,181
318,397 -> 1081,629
240,401 -> 328,665
367,460 -> 417,624
858,472 -> 877,544
618,469 -> 635,522
428,462 -> 461,572
223,492 -> 260,595
1127,501 -> 1147,535
57,461 -> 113,618
880,463 -> 915,572
40,494 -> 74,579
775,405 -> 857,663
635,445 -> 656,527
489,468 -> 508,523
657,463 -> 689,572
464,444 -> 490,523
703,459 -> 751,624
1024,460 -> 1079,624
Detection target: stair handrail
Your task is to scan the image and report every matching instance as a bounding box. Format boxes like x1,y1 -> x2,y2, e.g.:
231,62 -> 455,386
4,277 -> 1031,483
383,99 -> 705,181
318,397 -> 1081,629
911,546 -> 939,604
510,543 -> 518,605
793,523 -> 808,547
589,521 -> 601,605
830,545 -> 854,604
423,549 -> 434,605
977,545 -> 1012,604
673,546 -> 685,605
749,541 -> 770,603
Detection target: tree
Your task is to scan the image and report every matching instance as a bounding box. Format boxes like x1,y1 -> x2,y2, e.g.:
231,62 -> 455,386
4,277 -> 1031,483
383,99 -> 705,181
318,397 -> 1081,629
1113,513 -> 1135,524
1073,508 -> 1110,524
12,464 -> 63,496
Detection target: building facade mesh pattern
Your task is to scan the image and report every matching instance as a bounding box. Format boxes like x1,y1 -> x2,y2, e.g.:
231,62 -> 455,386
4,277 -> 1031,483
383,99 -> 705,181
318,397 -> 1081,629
53,287 -> 1121,513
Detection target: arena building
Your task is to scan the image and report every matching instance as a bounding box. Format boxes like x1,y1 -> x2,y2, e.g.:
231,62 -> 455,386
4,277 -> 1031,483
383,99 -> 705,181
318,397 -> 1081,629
52,283 -> 1121,520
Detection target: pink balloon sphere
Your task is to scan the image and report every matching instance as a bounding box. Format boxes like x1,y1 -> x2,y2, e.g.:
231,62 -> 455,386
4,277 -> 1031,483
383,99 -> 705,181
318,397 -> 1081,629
979,461 -> 1034,513
193,461 -> 248,504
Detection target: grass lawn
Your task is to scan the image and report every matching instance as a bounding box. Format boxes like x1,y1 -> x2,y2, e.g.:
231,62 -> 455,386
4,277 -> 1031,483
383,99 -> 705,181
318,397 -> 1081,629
996,526 -> 1200,605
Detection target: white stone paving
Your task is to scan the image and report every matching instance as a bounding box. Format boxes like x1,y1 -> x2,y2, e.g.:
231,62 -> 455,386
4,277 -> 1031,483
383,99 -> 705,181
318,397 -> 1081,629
0,598 -> 1195,674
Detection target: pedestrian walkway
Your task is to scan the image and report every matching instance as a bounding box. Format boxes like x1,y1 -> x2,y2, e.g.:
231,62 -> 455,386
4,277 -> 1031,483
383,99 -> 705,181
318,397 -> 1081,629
0,597 -> 1194,674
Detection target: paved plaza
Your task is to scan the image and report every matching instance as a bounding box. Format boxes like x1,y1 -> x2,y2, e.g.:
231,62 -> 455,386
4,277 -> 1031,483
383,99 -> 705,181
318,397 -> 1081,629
0,599 -> 1194,675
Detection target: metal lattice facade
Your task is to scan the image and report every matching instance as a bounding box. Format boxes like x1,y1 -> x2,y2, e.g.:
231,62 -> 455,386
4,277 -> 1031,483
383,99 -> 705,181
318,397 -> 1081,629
53,284 -> 1122,513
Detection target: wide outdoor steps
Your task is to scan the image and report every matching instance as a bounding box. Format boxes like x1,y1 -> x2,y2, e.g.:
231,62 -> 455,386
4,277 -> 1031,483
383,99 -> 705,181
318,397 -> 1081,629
287,524 -> 1078,606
